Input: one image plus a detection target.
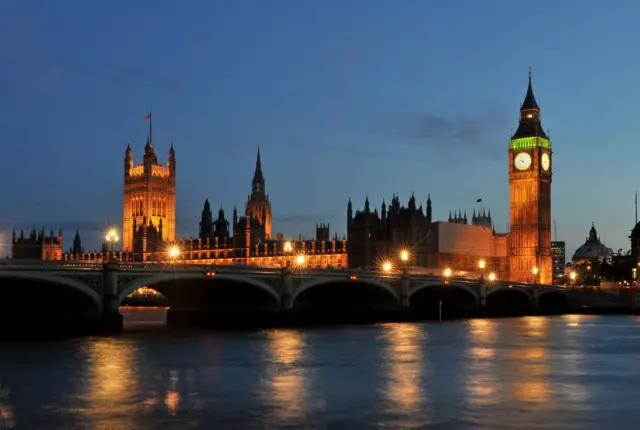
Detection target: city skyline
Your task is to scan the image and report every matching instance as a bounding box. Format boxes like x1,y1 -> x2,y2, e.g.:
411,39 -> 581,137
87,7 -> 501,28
1,0 -> 639,259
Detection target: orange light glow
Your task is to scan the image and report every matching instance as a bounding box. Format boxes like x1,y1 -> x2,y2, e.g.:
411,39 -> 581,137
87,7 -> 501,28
488,272 -> 496,281
443,268 -> 452,277
400,250 -> 409,262
382,261 -> 393,272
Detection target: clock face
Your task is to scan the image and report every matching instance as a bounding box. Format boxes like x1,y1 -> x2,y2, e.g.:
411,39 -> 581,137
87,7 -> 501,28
541,153 -> 550,171
514,152 -> 532,171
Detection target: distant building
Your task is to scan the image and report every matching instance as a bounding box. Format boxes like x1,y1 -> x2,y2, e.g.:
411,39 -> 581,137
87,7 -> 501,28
11,227 -> 63,260
551,241 -> 566,280
572,223 -> 613,266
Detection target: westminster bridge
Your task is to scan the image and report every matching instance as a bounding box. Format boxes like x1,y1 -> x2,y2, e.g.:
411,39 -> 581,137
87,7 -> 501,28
0,260 -> 631,332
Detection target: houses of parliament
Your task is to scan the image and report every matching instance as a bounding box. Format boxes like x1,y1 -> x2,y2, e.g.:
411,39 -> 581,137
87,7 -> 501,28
12,74 -> 555,283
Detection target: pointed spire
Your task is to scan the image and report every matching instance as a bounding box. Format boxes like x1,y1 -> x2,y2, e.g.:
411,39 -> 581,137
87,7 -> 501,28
204,198 -> 211,211
253,147 -> 264,184
521,68 -> 540,111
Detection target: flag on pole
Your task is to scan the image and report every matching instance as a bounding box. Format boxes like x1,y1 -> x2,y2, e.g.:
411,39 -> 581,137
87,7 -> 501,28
476,198 -> 482,203
142,112 -> 152,122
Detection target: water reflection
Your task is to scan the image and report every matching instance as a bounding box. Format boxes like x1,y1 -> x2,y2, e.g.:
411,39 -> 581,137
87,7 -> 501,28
263,329 -> 308,424
380,323 -> 429,427
466,319 -> 499,406
523,315 -> 549,337
165,370 -> 180,416
78,338 -> 139,428
510,319 -> 553,407
0,383 -> 15,428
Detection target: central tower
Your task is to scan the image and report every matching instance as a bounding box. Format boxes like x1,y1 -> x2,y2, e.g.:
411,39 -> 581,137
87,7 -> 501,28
123,138 -> 176,252
508,73 -> 553,284
245,148 -> 272,240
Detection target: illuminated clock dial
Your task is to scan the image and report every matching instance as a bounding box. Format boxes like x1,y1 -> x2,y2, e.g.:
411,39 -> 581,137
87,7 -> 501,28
514,152 -> 532,171
541,153 -> 550,171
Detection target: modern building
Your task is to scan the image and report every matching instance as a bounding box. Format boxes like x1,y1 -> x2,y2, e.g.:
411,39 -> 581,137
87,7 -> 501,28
551,241 -> 566,281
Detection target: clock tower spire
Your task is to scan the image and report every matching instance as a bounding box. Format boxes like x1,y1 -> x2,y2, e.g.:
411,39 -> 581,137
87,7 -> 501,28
508,72 -> 553,284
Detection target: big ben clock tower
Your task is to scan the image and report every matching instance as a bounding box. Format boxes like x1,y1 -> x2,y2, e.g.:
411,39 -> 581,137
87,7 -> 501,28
508,72 -> 552,284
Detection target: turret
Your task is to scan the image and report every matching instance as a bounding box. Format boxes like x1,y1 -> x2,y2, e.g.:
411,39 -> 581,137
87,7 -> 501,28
125,142 -> 133,176
168,141 -> 176,177
426,194 -> 432,222
199,198 -> 213,240
347,198 -> 353,225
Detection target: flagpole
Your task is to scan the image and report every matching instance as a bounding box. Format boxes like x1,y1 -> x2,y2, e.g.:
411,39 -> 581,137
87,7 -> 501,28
149,108 -> 153,145
635,191 -> 637,226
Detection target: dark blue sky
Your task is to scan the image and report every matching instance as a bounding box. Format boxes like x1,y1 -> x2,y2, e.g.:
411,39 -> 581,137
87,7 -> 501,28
0,0 -> 637,258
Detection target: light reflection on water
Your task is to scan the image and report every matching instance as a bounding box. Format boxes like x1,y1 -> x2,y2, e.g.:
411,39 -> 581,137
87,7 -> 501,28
1,311 -> 640,429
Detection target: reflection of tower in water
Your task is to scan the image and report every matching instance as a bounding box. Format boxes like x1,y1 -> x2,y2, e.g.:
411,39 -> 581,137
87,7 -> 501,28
264,329 -> 309,424
466,319 -> 499,405
80,338 -> 138,428
380,322 -> 430,427
0,383 -> 15,428
509,316 -> 553,405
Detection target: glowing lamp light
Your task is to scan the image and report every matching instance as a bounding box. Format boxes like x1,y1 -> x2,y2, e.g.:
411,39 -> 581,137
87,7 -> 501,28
206,271 -> 215,277
400,250 -> 409,262
349,275 -> 357,280
443,268 -> 452,278
570,271 -> 577,280
284,241 -> 293,253
488,272 -> 497,282
105,229 -> 119,243
478,259 -> 486,269
296,255 -> 306,265
532,267 -> 539,275
168,246 -> 180,259
382,261 -> 393,273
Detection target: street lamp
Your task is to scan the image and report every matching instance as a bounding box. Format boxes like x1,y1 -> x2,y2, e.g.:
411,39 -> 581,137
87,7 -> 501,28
105,228 -> 119,253
382,261 -> 393,274
400,250 -> 409,263
478,259 -> 486,270
283,241 -> 293,267
569,271 -> 577,287
284,241 -> 293,253
532,266 -> 539,284
168,245 -> 180,261
443,267 -> 452,279
488,272 -> 497,282
295,254 -> 306,267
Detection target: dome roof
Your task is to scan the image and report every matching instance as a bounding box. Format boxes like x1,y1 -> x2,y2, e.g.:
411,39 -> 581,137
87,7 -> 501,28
572,223 -> 613,263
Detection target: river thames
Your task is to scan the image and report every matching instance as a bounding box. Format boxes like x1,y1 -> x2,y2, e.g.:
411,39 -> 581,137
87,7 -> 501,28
0,308 -> 639,429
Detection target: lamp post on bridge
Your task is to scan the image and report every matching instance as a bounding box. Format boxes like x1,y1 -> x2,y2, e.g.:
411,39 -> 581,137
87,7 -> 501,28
532,266 -> 539,285
104,229 -> 119,261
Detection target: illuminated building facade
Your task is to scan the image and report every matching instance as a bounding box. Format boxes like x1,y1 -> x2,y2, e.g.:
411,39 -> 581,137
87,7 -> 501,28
122,138 -> 176,252
49,149 -> 346,269
347,195 -> 510,278
551,241 -> 566,281
508,73 -> 553,284
11,227 -> 63,260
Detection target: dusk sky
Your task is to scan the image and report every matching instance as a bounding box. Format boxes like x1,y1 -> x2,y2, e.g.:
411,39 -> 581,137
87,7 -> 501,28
0,0 -> 638,258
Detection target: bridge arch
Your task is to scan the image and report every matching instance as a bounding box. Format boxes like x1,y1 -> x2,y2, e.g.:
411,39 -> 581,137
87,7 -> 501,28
409,282 -> 480,304
538,289 -> 569,312
486,285 -> 533,303
118,273 -> 280,306
0,271 -> 101,309
293,277 -> 399,302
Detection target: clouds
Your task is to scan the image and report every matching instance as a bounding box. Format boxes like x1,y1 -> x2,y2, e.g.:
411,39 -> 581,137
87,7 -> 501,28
371,108 -> 510,161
